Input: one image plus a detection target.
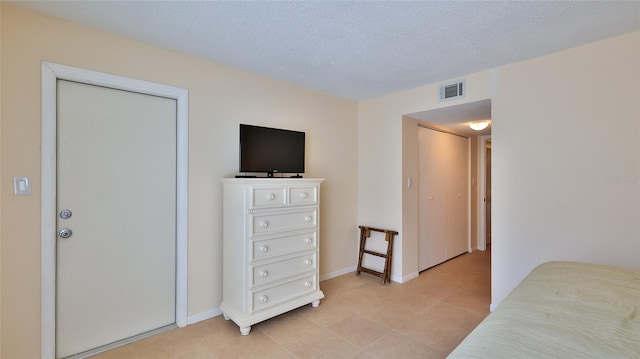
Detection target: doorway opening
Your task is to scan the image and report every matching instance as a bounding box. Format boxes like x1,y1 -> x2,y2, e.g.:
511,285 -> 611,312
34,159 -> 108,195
401,98 -> 492,309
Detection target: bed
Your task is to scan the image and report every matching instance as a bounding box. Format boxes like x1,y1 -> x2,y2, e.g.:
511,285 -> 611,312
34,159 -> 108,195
447,261 -> 640,358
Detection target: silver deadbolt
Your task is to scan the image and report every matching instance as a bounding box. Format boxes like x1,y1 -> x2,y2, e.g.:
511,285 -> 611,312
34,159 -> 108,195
59,228 -> 72,238
60,209 -> 72,219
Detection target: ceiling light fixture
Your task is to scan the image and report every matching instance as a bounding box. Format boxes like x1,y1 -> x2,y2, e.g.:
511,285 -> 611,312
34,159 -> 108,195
469,120 -> 490,131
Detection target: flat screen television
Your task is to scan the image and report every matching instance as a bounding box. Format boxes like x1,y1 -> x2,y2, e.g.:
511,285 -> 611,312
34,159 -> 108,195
239,124 -> 305,177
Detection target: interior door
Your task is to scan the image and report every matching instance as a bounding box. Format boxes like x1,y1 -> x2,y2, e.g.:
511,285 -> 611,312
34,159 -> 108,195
418,127 -> 447,270
418,127 -> 433,271
56,80 -> 177,358
418,127 -> 469,270
429,130 -> 450,266
446,134 -> 469,258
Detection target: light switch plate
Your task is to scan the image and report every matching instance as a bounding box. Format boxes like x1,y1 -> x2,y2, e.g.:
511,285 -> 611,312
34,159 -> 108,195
13,177 -> 31,196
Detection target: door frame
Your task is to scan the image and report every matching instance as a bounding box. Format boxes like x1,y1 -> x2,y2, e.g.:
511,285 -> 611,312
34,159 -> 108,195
40,61 -> 189,358
477,135 -> 491,251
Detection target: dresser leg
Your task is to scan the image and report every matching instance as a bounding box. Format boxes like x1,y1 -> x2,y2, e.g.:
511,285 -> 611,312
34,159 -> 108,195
223,313 -> 230,320
311,300 -> 320,308
240,326 -> 251,335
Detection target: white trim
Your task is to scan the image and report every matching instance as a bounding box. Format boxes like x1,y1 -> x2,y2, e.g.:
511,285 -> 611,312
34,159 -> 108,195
41,62 -> 58,359
490,303 -> 498,312
467,136 -> 472,253
187,308 -> 223,325
477,135 -> 491,251
319,266 -> 418,284
396,271 -> 419,283
320,266 -> 416,283
319,266 -> 357,281
174,71 -> 189,329
41,62 -> 189,358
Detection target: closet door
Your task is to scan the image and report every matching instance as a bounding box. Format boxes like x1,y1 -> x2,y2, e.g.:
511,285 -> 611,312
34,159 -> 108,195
418,127 -> 447,270
446,134 -> 469,259
429,130 -> 451,266
418,127 -> 433,271
418,127 -> 469,270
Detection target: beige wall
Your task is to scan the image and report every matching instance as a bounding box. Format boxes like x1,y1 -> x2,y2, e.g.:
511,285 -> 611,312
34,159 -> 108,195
362,32 -> 639,306
490,31 -> 639,305
0,4 -> 358,357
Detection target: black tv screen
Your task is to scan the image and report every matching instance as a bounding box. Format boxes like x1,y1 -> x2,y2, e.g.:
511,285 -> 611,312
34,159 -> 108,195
239,124 -> 305,176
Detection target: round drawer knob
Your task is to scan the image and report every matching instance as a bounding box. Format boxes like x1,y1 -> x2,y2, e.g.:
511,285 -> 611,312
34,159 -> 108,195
304,259 -> 312,265
260,245 -> 269,252
305,238 -> 312,244
299,192 -> 308,199
259,295 -> 268,303
260,221 -> 269,228
304,281 -> 312,288
267,193 -> 275,200
304,216 -> 313,222
260,270 -> 269,278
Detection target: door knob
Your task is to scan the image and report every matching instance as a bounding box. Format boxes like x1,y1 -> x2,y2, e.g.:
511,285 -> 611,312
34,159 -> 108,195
60,209 -> 72,219
59,228 -> 73,238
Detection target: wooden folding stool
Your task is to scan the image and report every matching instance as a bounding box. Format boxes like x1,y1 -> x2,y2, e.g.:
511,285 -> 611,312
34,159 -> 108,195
356,226 -> 398,284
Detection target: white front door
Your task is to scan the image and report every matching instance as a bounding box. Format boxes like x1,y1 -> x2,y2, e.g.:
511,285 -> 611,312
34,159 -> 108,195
55,80 -> 177,358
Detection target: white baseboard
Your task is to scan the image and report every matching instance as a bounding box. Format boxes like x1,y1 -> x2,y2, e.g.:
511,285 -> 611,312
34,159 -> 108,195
320,266 -> 419,285
188,267 -> 475,326
187,308 -> 222,325
489,303 -> 498,312
320,266 -> 357,281
395,271 -> 419,283
186,265 -> 375,325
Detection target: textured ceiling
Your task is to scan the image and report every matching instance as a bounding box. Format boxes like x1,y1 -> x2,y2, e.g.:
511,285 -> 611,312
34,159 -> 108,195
13,1 -> 640,102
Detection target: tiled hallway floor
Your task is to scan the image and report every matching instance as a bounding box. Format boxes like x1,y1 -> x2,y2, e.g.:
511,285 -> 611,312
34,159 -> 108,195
94,249 -> 491,359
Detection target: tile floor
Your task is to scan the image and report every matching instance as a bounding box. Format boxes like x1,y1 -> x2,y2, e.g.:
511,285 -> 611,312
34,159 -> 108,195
94,249 -> 491,359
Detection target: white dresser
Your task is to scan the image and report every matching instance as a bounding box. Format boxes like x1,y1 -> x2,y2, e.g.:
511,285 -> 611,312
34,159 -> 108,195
220,178 -> 324,335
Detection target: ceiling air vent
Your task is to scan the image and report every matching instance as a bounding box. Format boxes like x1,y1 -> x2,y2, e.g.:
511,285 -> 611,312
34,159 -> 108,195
439,80 -> 465,101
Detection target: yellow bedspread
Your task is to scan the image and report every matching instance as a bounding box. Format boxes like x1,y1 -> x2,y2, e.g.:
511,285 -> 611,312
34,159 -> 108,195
447,261 -> 640,359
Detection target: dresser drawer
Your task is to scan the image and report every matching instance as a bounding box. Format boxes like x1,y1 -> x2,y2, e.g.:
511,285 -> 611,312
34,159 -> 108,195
251,231 -> 317,261
251,187 -> 287,208
251,209 -> 317,236
252,253 -> 317,287
252,275 -> 317,312
289,185 -> 318,206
